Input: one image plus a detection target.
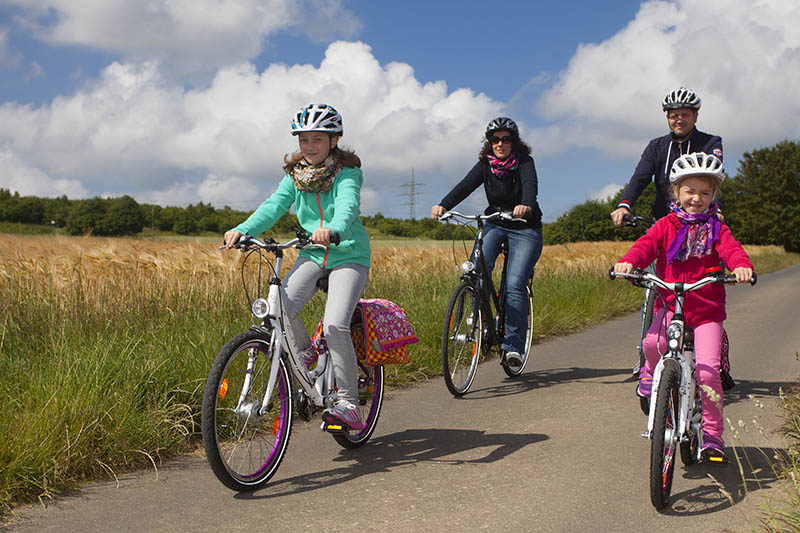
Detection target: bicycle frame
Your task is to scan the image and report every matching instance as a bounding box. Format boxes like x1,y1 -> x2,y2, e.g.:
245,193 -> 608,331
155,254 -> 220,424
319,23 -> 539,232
235,236 -> 338,419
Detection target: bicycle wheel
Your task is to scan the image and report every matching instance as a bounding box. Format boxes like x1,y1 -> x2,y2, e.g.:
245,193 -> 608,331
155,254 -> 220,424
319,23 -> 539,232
442,280 -> 482,396
503,282 -> 534,377
202,330 -> 292,492
650,360 -> 681,509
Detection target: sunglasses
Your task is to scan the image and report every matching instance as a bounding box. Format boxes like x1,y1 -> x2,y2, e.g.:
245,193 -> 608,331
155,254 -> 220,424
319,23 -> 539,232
489,136 -> 513,145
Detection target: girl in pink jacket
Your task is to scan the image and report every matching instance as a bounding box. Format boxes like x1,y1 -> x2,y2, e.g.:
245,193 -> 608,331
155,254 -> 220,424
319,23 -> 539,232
613,152 -> 754,463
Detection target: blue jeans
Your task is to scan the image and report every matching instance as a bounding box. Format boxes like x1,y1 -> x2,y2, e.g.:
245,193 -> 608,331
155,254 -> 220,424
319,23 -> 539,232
478,223 -> 543,353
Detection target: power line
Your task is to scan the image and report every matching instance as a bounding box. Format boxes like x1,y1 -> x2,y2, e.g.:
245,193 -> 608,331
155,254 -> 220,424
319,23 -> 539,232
399,168 -> 425,219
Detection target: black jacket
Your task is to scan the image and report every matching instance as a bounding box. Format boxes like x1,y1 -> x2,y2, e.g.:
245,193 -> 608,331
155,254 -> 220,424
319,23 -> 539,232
439,154 -> 543,229
618,129 -> 723,219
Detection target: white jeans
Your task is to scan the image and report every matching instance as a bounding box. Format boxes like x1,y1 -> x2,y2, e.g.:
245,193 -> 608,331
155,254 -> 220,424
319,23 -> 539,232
282,257 -> 369,403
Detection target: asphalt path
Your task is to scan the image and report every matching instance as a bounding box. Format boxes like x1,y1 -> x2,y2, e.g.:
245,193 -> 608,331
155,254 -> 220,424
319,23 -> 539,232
7,264 -> 800,532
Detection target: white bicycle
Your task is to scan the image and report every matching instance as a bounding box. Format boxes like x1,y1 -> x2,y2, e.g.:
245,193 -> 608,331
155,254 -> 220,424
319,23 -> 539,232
201,232 -> 384,492
609,266 -> 756,509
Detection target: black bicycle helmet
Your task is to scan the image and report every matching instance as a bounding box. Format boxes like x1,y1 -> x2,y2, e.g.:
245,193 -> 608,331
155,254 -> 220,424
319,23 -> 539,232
485,117 -> 519,139
662,87 -> 701,111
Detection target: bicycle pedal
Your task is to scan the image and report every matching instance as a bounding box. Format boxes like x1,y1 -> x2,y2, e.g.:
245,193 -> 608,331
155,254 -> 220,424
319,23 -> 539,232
322,421 -> 347,434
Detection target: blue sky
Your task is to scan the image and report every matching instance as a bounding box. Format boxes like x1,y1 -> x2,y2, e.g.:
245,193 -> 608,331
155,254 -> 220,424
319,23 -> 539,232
1,0 -> 799,222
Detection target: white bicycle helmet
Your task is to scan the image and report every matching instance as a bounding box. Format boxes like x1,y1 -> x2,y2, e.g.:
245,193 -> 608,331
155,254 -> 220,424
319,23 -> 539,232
291,103 -> 343,136
662,87 -> 701,111
670,152 -> 725,184
485,117 -> 519,139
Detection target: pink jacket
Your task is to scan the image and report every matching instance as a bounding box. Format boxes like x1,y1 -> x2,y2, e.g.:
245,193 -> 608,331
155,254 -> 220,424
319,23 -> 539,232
619,213 -> 753,327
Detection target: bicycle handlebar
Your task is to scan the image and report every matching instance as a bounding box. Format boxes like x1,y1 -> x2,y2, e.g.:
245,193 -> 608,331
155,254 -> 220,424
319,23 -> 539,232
439,210 -> 523,223
221,231 -> 340,251
621,214 -> 656,228
608,267 -> 757,288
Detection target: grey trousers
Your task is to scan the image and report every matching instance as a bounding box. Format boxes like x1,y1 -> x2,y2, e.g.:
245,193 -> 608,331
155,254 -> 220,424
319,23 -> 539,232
282,257 -> 369,403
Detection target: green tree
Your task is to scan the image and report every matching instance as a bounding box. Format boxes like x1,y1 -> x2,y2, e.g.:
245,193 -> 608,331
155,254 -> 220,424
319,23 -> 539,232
723,139 -> 800,252
66,197 -> 107,235
100,195 -> 145,235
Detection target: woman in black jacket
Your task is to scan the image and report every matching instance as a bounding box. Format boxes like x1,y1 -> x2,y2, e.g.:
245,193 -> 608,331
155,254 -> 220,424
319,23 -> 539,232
432,117 -> 543,367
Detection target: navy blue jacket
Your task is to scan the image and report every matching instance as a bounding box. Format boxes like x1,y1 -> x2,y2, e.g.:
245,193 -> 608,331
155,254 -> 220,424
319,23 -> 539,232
439,154 -> 543,229
618,128 -> 722,219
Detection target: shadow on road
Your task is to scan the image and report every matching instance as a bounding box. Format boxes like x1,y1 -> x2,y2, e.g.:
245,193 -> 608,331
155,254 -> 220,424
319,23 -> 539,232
658,446 -> 788,516
460,367 -> 631,399
235,428 -> 548,501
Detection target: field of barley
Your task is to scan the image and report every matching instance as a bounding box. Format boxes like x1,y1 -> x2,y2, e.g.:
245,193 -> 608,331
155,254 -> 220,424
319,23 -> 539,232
0,232 -> 797,515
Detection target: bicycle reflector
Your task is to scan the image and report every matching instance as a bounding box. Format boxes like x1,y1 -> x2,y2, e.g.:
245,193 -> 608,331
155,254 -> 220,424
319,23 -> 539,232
219,378 -> 229,399
705,266 -> 723,275
251,297 -> 270,318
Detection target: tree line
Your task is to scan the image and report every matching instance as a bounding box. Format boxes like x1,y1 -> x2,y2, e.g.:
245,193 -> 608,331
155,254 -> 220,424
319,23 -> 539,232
1,140 -> 797,250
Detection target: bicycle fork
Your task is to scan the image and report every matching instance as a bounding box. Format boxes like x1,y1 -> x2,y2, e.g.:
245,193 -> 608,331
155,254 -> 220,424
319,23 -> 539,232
643,351 -> 694,444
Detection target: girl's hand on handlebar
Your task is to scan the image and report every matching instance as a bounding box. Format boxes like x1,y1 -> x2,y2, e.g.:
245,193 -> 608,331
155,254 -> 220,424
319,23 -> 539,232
732,266 -> 753,283
223,230 -> 243,249
512,204 -> 532,218
613,262 -> 634,275
431,205 -> 445,220
311,227 -> 333,246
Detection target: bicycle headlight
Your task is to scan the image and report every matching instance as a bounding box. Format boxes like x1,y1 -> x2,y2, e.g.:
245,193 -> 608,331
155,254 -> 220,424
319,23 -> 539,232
666,323 -> 683,350
461,261 -> 475,273
251,297 -> 270,319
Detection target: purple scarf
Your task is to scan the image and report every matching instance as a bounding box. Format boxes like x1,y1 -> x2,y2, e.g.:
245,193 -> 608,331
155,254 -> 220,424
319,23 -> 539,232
486,153 -> 519,178
665,201 -> 722,265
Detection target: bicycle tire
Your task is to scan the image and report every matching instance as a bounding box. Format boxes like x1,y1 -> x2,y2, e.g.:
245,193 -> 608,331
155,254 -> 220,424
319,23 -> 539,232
650,360 -> 680,509
202,329 -> 293,492
502,282 -> 534,377
442,280 -> 482,396
332,321 -> 385,448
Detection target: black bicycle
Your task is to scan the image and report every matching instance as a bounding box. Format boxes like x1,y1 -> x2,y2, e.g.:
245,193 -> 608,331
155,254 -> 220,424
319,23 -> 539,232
437,211 -> 534,396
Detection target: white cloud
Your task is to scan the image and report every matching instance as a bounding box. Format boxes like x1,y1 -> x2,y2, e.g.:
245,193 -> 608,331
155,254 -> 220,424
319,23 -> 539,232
7,0 -> 361,79
537,0 -> 800,160
0,144 -> 88,197
588,183 -> 623,202
0,41 -> 501,215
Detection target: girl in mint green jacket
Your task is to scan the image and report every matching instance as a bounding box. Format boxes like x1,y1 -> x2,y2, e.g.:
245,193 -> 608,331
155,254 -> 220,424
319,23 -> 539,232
223,104 -> 370,430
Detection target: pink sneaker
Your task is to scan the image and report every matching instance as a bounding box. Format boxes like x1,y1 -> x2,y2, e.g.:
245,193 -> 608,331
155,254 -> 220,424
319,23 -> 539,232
322,401 -> 365,430
637,371 -> 652,398
299,347 -> 318,375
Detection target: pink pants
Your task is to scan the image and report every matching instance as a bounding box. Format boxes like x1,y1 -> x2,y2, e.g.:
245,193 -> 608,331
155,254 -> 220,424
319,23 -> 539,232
642,308 -> 724,447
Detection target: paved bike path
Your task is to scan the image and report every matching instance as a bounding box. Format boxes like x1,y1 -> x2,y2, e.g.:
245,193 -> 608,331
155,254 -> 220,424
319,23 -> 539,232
7,264 -> 800,532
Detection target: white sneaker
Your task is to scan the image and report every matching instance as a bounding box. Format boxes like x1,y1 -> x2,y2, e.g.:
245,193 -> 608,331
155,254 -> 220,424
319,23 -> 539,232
505,351 -> 523,366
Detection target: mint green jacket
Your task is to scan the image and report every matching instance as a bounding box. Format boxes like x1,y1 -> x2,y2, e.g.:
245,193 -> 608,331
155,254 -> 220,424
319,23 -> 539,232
232,167 -> 370,269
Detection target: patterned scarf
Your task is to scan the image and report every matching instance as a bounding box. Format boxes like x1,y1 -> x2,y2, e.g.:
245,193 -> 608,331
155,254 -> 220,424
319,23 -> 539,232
665,201 -> 722,264
291,154 -> 342,193
486,153 -> 519,178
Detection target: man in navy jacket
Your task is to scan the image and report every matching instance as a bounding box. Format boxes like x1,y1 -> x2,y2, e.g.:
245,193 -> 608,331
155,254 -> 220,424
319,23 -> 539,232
610,87 -> 722,224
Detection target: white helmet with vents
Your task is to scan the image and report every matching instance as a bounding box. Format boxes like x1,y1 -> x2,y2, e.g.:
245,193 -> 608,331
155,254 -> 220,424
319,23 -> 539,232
670,152 -> 725,184
291,104 -> 343,136
662,87 -> 701,111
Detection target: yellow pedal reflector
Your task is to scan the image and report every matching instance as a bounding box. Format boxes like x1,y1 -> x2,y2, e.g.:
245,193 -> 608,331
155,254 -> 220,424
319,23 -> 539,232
218,379 -> 229,399
709,456 -> 723,462
272,417 -> 281,435
327,424 -> 343,431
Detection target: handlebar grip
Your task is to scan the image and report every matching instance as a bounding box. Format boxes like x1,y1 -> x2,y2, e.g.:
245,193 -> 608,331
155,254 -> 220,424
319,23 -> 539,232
331,233 -> 341,246
608,267 -> 617,280
750,272 -> 757,286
